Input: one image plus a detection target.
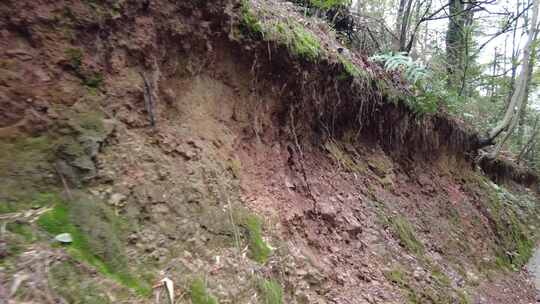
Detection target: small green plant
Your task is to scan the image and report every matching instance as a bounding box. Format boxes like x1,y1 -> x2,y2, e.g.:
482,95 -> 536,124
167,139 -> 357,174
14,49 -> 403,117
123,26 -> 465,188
65,48 -> 83,70
259,279 -> 283,304
370,52 -> 440,114
338,55 -> 365,79
191,278 -> 218,304
83,72 -> 104,88
389,215 -> 424,255
430,266 -> 451,288
64,48 -> 103,88
309,0 -> 351,9
385,268 -> 407,287
245,215 -> 272,264
239,2 -> 322,61
457,289 -> 471,304
290,25 -> 321,60
369,52 -> 428,85
241,0 -> 263,34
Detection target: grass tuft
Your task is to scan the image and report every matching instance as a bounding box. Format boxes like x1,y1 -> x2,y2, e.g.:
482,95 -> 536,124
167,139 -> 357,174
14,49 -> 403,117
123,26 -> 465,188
259,279 -> 283,304
245,215 -> 272,264
389,215 -> 424,255
190,278 -> 218,304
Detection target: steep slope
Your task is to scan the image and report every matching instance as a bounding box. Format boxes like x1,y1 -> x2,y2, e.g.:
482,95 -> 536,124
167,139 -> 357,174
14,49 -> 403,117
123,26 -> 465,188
1,0 -> 539,303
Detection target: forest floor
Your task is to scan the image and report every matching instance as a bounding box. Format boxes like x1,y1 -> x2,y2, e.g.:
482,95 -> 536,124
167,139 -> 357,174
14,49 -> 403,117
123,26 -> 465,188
1,0 -> 540,303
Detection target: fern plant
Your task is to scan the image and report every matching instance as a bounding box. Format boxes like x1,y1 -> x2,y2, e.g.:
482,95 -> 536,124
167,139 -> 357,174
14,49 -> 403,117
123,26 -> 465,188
369,52 -> 428,85
370,52 -> 441,114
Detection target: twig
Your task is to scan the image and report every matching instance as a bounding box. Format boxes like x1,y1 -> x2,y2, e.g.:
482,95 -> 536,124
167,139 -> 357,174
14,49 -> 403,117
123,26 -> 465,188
55,162 -> 72,201
140,71 -> 156,127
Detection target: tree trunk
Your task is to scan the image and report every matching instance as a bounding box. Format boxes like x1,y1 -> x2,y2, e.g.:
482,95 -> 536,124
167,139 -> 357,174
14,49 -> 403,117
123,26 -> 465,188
446,0 -> 466,88
481,0 -> 540,151
398,0 -> 415,51
395,0 -> 408,50
517,115 -> 540,164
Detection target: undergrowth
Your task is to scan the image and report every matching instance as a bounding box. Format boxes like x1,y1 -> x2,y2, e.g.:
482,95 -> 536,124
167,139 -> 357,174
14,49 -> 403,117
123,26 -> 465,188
49,260 -> 112,304
389,215 -> 424,255
480,180 -> 535,270
244,215 -> 272,264
240,1 -> 322,61
37,194 -> 151,296
385,265 -> 469,304
191,278 -> 218,304
259,279 -> 283,304
338,55 -> 364,79
64,47 -> 103,88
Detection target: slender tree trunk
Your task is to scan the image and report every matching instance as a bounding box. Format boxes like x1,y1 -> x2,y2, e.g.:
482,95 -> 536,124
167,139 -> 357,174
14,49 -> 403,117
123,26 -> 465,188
395,0 -> 408,50
446,0 -> 466,88
398,0 -> 415,51
517,115 -> 540,164
491,49 -> 537,156
484,0 -> 540,153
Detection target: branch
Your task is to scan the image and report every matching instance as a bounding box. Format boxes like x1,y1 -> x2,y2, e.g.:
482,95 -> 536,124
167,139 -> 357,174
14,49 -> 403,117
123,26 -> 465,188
472,2 -> 534,57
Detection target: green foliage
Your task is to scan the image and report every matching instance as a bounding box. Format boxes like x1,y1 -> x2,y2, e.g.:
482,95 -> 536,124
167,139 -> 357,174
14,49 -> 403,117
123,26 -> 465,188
239,2 -> 322,61
457,290 -> 471,304
389,215 -> 424,255
480,182 -> 535,270
369,52 -> 442,114
49,260 -> 112,304
338,55 -> 365,79
65,48 -> 83,70
64,47 -> 103,88
241,0 -> 263,34
7,222 -> 35,242
370,52 -> 428,85
83,72 -> 104,88
190,278 -> 218,304
37,195 -> 151,296
430,266 -> 451,288
406,92 -> 439,114
289,25 -> 322,60
259,279 -> 283,304
244,215 -> 272,264
308,0 -> 351,9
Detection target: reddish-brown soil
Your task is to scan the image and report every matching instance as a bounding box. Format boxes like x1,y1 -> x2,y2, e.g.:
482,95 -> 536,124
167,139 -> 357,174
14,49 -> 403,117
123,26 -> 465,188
1,0 -> 539,303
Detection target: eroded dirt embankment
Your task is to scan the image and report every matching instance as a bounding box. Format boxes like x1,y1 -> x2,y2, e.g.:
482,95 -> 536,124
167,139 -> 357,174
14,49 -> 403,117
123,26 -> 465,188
1,0 -> 540,303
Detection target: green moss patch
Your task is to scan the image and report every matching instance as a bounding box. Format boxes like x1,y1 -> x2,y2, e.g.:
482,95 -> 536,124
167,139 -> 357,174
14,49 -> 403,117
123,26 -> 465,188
240,2 -> 322,61
37,194 -> 151,296
338,55 -> 366,79
389,215 -> 424,255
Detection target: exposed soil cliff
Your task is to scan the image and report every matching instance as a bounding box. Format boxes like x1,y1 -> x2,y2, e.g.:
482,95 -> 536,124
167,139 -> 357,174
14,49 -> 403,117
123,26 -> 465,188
1,0 -> 539,303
